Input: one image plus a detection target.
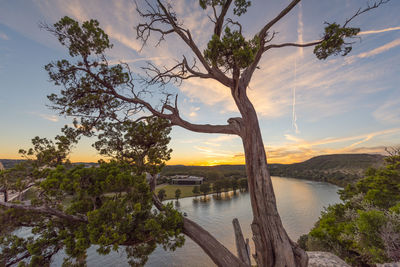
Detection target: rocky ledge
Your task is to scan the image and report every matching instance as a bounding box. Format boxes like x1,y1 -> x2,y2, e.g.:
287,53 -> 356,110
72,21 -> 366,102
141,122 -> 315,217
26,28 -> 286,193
308,252 -> 400,267
308,252 -> 349,267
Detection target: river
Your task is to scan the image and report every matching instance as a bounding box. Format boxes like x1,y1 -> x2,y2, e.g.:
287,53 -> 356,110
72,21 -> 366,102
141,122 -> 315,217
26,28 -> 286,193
67,176 -> 341,267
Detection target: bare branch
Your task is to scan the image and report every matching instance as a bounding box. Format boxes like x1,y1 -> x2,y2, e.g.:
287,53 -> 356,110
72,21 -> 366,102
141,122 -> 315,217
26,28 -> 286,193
214,0 -> 233,37
136,0 -> 232,87
259,0 -> 301,39
226,18 -> 243,35
264,40 -> 323,52
343,0 -> 390,28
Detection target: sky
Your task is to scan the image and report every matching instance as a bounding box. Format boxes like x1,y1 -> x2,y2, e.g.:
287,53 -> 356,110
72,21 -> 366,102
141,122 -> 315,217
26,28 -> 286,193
0,0 -> 399,166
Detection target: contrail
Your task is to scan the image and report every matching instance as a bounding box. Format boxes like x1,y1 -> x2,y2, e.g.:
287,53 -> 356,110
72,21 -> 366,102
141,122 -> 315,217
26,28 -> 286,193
291,2 -> 303,134
292,58 -> 299,134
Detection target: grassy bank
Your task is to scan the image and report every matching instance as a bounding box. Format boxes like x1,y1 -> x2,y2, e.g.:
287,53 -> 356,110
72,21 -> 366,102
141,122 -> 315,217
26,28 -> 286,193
155,184 -> 198,200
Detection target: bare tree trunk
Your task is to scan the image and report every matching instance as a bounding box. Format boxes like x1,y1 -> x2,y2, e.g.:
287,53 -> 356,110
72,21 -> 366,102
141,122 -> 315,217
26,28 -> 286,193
235,89 -> 308,267
233,218 -> 251,265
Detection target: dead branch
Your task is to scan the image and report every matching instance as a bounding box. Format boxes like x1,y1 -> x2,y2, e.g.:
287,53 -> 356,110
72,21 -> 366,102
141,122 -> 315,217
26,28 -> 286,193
343,0 -> 390,27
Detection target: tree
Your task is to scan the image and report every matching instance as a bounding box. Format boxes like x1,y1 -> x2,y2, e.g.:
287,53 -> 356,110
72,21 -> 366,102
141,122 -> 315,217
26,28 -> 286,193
213,180 -> 223,196
157,188 -> 167,201
92,117 -> 172,191
175,188 -> 181,200
94,118 -> 172,175
42,1 -> 390,265
301,149 -> 400,265
222,178 -> 232,192
0,132 -> 184,266
199,183 -> 211,197
232,179 -> 238,193
192,185 -> 200,197
239,178 -> 248,191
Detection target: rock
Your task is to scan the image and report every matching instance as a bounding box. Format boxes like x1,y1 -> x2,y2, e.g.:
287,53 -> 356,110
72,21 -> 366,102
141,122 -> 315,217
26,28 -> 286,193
307,251 -> 350,267
377,263 -> 400,267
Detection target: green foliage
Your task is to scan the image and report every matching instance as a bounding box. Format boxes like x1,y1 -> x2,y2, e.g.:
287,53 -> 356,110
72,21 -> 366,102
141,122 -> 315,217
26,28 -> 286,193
238,178 -> 248,191
52,16 -> 112,57
45,17 -> 133,133
231,178 -> 238,192
0,161 -> 184,266
314,23 -> 360,60
199,183 -> 211,196
204,27 -> 259,71
157,188 -> 167,201
199,0 -> 251,16
175,189 -> 181,200
213,180 -> 223,195
94,117 -> 172,175
192,185 -> 200,196
270,154 -> 383,187
302,151 -> 400,265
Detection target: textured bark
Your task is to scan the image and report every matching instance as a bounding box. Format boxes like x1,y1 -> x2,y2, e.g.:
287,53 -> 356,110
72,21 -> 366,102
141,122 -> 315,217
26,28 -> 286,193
233,218 -> 251,266
233,85 -> 308,267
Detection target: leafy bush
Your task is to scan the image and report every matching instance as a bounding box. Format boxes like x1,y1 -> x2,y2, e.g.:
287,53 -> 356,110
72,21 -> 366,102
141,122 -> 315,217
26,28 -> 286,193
300,149 -> 400,266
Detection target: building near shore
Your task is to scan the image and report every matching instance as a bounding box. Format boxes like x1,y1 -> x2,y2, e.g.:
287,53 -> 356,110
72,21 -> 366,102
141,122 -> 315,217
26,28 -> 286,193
171,175 -> 204,185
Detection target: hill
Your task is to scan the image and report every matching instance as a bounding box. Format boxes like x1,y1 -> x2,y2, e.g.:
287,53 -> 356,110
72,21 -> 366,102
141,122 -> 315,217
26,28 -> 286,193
0,159 -> 26,169
269,154 -> 384,186
162,154 -> 385,186
1,154 -> 384,186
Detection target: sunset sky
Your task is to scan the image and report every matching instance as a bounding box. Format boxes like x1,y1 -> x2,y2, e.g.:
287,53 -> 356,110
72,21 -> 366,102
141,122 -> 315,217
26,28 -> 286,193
0,0 -> 399,166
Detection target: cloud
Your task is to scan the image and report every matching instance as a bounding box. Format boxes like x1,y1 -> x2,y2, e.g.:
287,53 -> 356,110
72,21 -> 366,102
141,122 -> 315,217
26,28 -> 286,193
0,32 -> 9,40
104,25 -> 142,52
188,106 -> 200,118
359,26 -> 400,35
29,112 -> 60,122
346,39 -> 400,64
266,128 -> 400,163
193,146 -> 235,158
357,39 -> 400,59
373,97 -> 400,124
109,56 -> 170,65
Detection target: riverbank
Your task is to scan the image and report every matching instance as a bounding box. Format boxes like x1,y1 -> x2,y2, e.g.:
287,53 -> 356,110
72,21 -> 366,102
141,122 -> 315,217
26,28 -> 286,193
155,184 -> 246,200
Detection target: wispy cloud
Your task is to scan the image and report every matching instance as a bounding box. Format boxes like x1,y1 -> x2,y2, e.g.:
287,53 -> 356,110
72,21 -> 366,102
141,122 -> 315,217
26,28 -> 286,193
193,146 -> 235,158
359,26 -> 400,35
30,112 -> 60,122
265,128 -> 400,163
373,97 -> 400,124
188,106 -> 200,118
104,25 -> 142,52
346,39 -> 400,64
40,114 -> 59,122
0,32 -> 9,40
358,39 -> 400,59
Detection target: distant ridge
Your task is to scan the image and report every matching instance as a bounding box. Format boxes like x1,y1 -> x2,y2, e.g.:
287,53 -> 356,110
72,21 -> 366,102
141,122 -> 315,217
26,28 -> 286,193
269,153 -> 384,186
1,154 -> 384,186
162,154 -> 385,186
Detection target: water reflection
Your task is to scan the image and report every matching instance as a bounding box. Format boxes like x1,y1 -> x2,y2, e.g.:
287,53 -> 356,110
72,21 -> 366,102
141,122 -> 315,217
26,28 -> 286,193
146,177 -> 341,267
49,177 -> 341,267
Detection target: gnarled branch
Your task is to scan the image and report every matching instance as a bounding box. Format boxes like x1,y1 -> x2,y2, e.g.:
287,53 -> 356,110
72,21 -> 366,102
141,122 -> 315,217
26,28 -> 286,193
264,40 -> 323,51
136,0 -> 232,88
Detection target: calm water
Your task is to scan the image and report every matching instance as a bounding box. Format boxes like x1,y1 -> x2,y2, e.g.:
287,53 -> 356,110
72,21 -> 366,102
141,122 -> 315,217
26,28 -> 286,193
52,177 -> 341,266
